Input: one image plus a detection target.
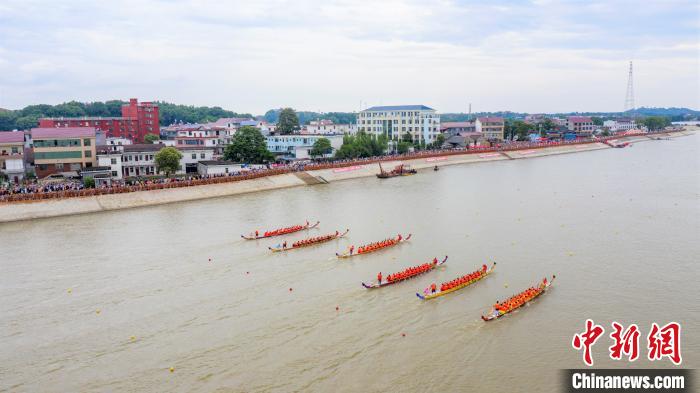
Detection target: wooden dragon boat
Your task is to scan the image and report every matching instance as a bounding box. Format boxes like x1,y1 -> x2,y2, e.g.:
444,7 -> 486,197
416,262 -> 496,300
362,256 -> 447,289
268,229 -> 349,252
481,275 -> 555,321
241,220 -> 319,240
336,234 -> 411,258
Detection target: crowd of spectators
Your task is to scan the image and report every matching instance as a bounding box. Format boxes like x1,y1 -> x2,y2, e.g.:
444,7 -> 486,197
0,132 -> 651,203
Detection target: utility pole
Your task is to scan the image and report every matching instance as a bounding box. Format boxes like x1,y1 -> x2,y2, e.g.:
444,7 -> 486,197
624,61 -> 635,113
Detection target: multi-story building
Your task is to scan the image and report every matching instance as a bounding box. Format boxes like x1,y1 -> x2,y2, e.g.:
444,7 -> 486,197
567,116 -> 595,135
267,134 -> 343,160
475,117 -> 505,140
38,98 -> 159,143
96,148 -> 124,180
0,131 -> 26,183
121,144 -> 215,177
357,105 -> 440,144
440,121 -> 476,136
603,118 -> 635,133
304,120 -> 357,135
31,127 -> 97,178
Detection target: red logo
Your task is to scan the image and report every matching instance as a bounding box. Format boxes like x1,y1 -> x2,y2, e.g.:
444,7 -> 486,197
647,322 -> 682,365
572,319 -> 605,366
572,320 -> 682,366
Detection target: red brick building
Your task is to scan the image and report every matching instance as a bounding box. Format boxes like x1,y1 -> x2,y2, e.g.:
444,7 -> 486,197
38,98 -> 159,143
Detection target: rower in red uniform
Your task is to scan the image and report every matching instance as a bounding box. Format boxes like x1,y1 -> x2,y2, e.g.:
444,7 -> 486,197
430,283 -> 437,294
482,264 -> 487,272
377,272 -> 383,284
397,234 -> 402,241
433,257 -> 438,265
255,230 -> 259,237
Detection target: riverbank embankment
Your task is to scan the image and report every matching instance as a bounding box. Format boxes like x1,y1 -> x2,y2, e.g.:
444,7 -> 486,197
0,130 -> 693,223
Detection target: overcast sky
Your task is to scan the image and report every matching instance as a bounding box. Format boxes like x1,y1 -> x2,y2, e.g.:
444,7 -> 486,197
0,0 -> 698,114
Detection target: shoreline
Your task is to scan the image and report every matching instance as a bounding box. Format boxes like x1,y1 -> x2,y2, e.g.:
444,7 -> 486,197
0,130 -> 694,223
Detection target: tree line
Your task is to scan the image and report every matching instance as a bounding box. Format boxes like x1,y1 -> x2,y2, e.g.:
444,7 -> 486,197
0,100 -> 252,131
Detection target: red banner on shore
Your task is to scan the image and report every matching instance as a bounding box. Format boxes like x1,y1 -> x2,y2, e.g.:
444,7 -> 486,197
332,165 -> 364,173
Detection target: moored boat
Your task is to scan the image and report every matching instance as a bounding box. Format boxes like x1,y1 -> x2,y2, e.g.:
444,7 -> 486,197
376,163 -> 417,179
416,262 -> 496,300
362,256 -> 447,289
241,220 -> 319,240
268,229 -> 349,252
337,234 -> 411,258
481,275 -> 556,321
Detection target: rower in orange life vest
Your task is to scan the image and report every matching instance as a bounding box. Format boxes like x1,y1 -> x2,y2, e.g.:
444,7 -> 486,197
377,272 -> 382,284
482,264 -> 487,272
255,230 -> 259,237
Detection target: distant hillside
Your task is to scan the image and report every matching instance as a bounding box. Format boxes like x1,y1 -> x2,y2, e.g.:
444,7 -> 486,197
262,109 -> 357,125
0,100 -> 253,131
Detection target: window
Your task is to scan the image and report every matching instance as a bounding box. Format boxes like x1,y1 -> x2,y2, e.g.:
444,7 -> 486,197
111,158 -> 117,165
83,139 -> 91,146
191,154 -> 196,159
84,151 -> 92,158
111,171 -> 118,177
200,153 -> 205,159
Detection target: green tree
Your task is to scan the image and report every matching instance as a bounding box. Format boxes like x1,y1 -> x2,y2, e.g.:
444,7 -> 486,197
309,137 -> 333,157
83,176 -> 95,188
154,147 -> 183,176
638,116 -> 670,131
401,132 -> 413,143
144,133 -> 160,144
277,108 -> 300,134
223,126 -> 274,164
397,141 -> 411,154
591,116 -> 604,126
512,120 -> 532,140
334,131 -> 387,159
14,116 -> 38,130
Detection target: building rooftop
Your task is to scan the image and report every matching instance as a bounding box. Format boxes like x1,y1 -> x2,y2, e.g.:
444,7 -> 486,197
441,122 -> 474,128
81,166 -> 112,173
31,127 -> 96,139
568,116 -> 593,122
40,116 -> 132,121
477,117 -> 505,123
0,131 -> 25,143
123,143 -> 166,152
362,105 -> 435,112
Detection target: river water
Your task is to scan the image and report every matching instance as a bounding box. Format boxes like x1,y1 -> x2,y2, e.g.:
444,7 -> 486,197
1,134 -> 698,392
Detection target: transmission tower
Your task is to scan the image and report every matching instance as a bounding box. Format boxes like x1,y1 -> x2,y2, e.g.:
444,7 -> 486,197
624,61 -> 635,112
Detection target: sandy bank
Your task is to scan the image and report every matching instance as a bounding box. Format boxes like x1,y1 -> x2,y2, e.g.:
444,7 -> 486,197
0,130 -> 692,223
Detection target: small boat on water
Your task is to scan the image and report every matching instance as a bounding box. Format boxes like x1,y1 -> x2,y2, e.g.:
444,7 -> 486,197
481,275 -> 555,321
433,165 -> 439,171
362,256 -> 447,289
268,229 -> 349,252
336,234 -> 411,258
241,220 -> 319,240
376,162 -> 417,179
416,262 -> 496,300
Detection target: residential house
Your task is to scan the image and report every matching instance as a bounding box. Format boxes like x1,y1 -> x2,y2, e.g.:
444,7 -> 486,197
267,134 -> 343,160
30,127 -> 97,178
475,117 -> 505,140
0,131 -> 26,183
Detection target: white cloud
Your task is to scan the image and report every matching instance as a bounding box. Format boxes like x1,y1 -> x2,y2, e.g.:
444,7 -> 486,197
0,0 -> 697,113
